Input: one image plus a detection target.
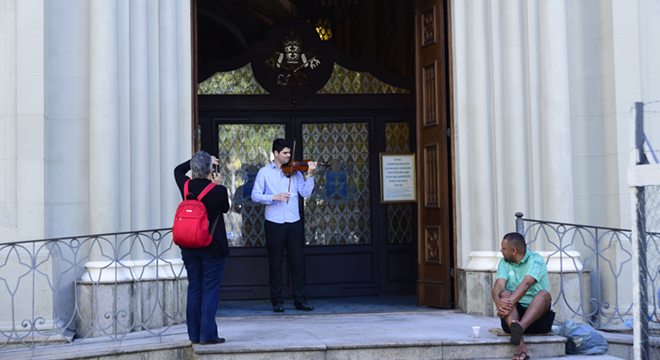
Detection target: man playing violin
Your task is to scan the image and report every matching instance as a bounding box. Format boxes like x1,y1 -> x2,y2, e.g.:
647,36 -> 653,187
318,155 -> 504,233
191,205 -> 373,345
251,138 -> 317,312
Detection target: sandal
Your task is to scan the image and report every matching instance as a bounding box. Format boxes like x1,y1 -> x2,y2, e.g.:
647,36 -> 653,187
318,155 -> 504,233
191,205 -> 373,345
509,321 -> 523,345
518,351 -> 530,360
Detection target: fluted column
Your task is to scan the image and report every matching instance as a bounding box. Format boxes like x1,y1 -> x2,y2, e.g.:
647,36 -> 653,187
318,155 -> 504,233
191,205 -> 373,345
525,0 -> 544,220
503,0 -> 529,219
176,0 -> 192,160
147,0 -> 162,227
89,0 -> 120,234
118,0 -> 131,230
159,0 -> 178,226
467,0 -> 495,250
539,0 -> 574,224
130,0 -> 151,231
452,0 -> 470,265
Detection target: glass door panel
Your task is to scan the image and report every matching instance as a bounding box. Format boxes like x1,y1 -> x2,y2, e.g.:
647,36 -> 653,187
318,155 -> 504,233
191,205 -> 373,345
217,124 -> 285,247
302,123 -> 371,245
385,122 -> 413,244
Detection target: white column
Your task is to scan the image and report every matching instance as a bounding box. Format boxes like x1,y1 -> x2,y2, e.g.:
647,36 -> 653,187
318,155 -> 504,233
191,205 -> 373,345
452,0 -> 471,267
130,0 -> 151,231
89,0 -> 120,234
502,0 -> 529,220
538,0 -> 574,224
489,0 -> 507,235
176,0 -> 192,159
118,0 -> 131,231
147,0 -> 161,228
0,0 -> 18,232
524,0 -> 543,220
467,0 -> 496,250
159,0 -> 178,226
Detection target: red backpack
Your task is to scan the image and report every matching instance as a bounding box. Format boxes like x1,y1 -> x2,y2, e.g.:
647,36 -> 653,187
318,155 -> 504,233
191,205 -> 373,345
172,179 -> 220,248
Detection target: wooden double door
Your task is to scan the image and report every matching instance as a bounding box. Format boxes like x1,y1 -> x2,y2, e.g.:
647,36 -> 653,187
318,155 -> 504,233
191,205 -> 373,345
198,106 -> 418,299
192,0 -> 454,307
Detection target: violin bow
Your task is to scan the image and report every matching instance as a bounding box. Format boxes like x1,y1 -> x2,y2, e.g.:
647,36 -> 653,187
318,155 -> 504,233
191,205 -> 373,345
286,140 -> 296,203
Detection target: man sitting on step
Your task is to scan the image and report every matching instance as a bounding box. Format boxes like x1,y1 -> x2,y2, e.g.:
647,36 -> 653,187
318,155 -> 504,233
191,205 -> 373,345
492,232 -> 555,360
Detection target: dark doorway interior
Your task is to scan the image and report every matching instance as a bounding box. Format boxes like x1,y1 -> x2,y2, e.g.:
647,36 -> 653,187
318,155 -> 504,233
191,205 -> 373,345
216,295 -> 441,317
196,0 -> 415,78
195,2 -> 424,301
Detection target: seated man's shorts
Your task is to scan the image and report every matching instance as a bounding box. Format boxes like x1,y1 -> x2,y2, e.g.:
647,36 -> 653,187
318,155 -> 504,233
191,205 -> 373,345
501,303 -> 555,334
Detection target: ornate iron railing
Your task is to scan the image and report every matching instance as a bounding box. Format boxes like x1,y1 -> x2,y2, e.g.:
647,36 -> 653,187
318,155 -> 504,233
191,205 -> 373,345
515,212 -> 635,330
0,214 -> 645,351
0,228 -> 186,351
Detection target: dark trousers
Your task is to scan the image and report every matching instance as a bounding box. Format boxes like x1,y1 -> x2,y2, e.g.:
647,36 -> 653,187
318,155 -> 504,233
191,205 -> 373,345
501,303 -> 555,334
181,248 -> 226,342
265,220 -> 306,306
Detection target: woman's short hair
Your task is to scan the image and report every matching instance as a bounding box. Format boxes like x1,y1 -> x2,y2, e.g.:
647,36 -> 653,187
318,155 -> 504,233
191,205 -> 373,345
190,151 -> 213,179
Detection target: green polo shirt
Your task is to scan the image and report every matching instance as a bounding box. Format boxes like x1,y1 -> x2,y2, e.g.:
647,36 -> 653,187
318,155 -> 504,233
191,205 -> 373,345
496,249 -> 549,307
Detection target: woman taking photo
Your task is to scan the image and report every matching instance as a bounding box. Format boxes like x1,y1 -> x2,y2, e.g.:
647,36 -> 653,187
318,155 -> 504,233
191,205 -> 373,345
174,151 -> 230,345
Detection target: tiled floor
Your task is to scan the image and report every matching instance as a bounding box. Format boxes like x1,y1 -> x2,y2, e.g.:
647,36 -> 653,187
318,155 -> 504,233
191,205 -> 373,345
215,295 -> 442,317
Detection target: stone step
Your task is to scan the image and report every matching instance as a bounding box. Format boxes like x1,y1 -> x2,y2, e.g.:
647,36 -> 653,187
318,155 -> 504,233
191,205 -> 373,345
194,338 -> 567,360
1,330 -> 73,351
478,357 -> 624,360
0,312 -> 632,360
193,311 -> 567,360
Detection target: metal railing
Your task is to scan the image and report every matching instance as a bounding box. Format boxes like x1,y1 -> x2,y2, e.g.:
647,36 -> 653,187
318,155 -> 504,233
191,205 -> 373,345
0,228 -> 186,351
0,213 -> 644,351
515,212 -> 634,330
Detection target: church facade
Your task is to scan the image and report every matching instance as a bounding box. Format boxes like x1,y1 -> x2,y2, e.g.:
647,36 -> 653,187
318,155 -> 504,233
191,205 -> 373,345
1,0 -> 658,328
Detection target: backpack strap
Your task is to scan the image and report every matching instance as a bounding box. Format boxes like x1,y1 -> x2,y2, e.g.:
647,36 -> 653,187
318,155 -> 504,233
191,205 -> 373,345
201,180 -> 221,240
184,179 -> 191,200
184,179 -> 216,200
197,182 -> 216,200
209,214 -> 221,239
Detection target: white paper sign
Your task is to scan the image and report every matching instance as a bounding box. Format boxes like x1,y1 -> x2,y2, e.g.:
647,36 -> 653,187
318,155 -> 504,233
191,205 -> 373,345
380,153 -> 417,203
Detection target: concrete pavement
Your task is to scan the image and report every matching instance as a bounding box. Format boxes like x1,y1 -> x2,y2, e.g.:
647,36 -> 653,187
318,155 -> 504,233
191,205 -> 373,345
1,296 -> 629,360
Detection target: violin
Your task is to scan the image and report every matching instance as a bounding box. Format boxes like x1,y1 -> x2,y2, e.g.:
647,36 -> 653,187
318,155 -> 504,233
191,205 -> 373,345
282,160 -> 331,177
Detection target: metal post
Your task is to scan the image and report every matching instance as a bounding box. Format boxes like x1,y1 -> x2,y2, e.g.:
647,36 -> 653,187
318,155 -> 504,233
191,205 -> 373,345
633,102 -> 650,360
594,227 -> 601,327
636,187 -> 649,360
515,212 -> 525,235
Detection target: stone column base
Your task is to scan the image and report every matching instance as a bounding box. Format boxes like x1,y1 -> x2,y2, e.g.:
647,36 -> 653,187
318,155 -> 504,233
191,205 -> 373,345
75,277 -> 188,338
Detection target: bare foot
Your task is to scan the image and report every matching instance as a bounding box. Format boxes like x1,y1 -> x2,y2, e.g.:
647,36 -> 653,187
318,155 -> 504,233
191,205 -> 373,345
515,339 -> 530,360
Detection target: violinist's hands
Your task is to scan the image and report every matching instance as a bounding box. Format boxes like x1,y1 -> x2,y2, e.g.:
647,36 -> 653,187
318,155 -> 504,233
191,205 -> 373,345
495,297 -> 513,319
307,161 -> 317,177
274,192 -> 291,202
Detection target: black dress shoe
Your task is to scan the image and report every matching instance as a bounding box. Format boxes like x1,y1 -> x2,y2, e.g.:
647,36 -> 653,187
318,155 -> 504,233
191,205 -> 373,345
295,303 -> 314,311
191,340 -> 200,344
273,303 -> 284,312
200,338 -> 225,345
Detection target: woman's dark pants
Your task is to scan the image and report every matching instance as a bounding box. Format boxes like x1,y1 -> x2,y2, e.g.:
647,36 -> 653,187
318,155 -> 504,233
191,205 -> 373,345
181,248 -> 226,342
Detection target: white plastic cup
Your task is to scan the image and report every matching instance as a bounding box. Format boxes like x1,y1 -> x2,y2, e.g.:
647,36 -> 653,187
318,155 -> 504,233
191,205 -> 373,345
472,326 -> 481,338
